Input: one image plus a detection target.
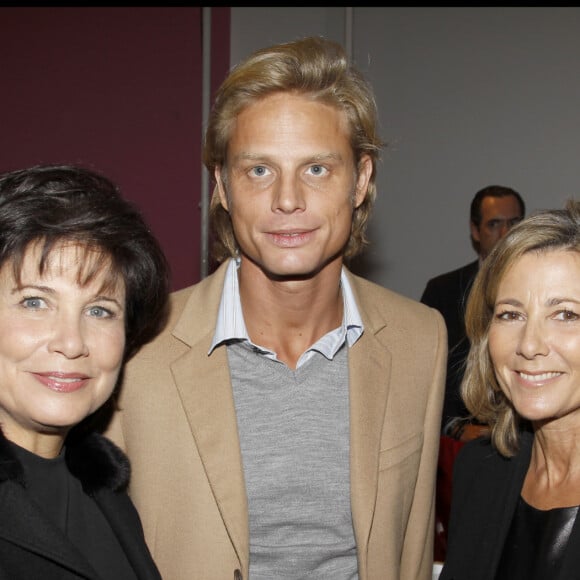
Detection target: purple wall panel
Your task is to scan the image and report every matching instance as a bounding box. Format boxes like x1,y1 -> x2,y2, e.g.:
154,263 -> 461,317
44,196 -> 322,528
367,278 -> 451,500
1,6 -> 230,290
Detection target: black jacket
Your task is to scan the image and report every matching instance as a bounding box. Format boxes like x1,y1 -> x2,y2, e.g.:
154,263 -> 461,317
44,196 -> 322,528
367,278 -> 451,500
440,431 -> 580,579
0,429 -> 161,580
420,260 -> 479,429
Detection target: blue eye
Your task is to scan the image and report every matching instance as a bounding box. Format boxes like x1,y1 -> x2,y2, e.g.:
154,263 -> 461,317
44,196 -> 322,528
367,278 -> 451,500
88,306 -> 113,318
251,166 -> 268,177
22,297 -> 46,309
308,165 -> 327,176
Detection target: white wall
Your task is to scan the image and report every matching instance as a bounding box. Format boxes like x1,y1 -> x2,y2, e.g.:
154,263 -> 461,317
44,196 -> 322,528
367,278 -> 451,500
230,7 -> 580,300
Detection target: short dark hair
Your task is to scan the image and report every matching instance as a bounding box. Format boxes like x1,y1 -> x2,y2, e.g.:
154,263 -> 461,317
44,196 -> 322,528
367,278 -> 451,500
0,164 -> 170,360
470,185 -> 525,226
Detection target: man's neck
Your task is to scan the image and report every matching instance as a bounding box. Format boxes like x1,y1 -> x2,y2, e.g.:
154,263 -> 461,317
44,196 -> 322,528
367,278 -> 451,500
237,259 -> 344,368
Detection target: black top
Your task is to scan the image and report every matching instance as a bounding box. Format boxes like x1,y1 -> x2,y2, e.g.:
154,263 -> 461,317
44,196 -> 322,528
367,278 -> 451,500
441,432 -> 580,580
10,441 -> 138,580
496,496 -> 578,580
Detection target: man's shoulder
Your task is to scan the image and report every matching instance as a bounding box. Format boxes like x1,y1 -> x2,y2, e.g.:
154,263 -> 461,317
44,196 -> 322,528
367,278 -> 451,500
168,262 -> 228,317
165,280 -> 207,323
420,260 -> 479,306
135,264 -> 228,352
168,283 -> 198,313
348,270 -> 441,322
426,260 -> 479,287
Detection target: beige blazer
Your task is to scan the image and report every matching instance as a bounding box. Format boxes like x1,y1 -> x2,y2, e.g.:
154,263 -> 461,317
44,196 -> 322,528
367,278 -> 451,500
105,261 -> 447,580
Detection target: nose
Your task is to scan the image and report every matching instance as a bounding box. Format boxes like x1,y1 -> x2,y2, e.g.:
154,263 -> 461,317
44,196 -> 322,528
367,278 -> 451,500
516,318 -> 549,360
48,313 -> 89,359
271,173 -> 305,213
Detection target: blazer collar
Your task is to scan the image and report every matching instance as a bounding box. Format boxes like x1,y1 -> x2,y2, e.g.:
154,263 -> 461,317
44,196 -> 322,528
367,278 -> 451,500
169,261 -> 249,570
172,260 -> 229,349
345,270 -> 392,559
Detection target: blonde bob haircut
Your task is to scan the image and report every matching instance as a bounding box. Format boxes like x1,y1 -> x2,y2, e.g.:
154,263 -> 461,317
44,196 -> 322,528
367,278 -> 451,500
203,36 -> 383,264
462,199 -> 580,457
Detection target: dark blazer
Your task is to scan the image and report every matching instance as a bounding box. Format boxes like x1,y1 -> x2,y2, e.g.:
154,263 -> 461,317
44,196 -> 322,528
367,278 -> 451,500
0,429 -> 161,580
440,431 -> 580,579
420,260 -> 479,429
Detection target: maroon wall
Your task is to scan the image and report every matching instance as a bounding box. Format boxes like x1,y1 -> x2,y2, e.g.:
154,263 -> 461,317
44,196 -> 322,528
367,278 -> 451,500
0,6 -> 230,291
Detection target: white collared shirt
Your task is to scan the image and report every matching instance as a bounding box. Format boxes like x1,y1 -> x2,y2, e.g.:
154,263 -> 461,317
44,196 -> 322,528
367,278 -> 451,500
209,258 -> 364,368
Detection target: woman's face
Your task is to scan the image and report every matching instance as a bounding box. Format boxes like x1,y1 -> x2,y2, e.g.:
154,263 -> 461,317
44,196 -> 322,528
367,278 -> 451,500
0,242 -> 126,453
489,249 -> 580,426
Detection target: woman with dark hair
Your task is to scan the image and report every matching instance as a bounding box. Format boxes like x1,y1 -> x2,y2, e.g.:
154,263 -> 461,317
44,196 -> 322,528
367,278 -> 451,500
0,164 -> 169,579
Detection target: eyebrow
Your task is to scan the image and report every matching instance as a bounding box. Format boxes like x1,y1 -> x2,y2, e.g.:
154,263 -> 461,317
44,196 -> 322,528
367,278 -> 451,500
494,298 -> 522,307
11,284 -> 53,295
232,151 -> 343,163
495,297 -> 580,307
546,297 -> 580,307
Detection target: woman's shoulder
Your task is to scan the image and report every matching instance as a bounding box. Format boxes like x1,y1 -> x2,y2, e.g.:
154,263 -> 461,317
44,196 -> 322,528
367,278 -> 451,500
453,434 -> 528,493
455,436 -> 502,474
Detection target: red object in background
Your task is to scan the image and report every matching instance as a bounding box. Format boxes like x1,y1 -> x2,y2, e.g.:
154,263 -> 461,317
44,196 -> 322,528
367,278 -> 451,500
434,435 -> 465,563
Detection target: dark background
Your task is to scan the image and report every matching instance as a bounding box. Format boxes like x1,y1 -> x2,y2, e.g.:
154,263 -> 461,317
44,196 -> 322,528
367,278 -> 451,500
1,6 -> 230,291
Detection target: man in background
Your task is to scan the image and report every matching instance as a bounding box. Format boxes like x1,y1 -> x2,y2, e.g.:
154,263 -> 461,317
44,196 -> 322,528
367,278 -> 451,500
421,184 -> 525,562
421,184 -> 525,439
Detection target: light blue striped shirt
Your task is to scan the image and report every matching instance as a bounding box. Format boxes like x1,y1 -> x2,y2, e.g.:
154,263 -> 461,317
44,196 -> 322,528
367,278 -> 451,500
209,258 -> 364,368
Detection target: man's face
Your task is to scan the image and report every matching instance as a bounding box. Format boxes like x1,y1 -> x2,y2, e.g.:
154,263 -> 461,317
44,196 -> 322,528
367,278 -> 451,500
470,195 -> 523,260
216,92 -> 372,280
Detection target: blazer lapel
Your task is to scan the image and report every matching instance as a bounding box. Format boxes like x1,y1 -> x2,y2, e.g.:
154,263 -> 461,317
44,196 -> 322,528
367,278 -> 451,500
346,271 -> 392,565
169,262 -> 249,571
172,346 -> 249,567
349,334 -> 392,556
486,433 -> 532,577
459,435 -> 531,579
0,482 -> 97,578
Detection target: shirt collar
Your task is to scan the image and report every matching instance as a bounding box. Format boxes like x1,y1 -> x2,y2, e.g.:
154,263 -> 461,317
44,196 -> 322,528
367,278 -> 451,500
208,258 -> 364,358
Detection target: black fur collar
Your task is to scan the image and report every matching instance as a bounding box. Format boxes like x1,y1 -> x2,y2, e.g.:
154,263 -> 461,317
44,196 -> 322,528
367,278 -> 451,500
0,428 -> 130,494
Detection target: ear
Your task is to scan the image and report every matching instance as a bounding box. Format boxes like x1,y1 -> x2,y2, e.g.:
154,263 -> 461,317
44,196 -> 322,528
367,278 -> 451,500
470,221 -> 480,243
215,167 -> 229,211
354,155 -> 373,208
